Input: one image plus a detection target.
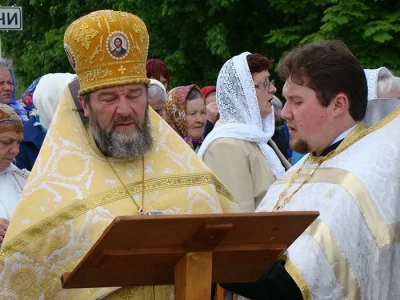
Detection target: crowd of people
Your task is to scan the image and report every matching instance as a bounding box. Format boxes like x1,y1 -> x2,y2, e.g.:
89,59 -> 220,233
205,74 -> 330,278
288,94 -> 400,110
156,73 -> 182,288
0,8 -> 399,300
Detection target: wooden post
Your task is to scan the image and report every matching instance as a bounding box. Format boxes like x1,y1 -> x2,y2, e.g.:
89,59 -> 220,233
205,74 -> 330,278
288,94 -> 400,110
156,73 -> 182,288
174,252 -> 212,300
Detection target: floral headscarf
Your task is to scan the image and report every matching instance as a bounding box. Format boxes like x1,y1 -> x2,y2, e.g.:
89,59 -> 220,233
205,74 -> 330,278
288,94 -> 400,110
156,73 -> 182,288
0,103 -> 23,134
21,77 -> 42,113
164,84 -> 204,148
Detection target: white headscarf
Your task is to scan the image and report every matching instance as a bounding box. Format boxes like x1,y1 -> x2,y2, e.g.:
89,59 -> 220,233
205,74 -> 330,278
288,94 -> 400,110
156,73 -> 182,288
198,52 -> 285,179
364,67 -> 384,100
32,73 -> 77,130
149,79 -> 167,94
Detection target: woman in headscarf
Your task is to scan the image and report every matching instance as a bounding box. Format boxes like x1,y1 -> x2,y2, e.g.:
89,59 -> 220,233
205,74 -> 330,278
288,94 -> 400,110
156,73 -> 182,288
0,58 -> 28,122
20,76 -> 42,115
198,52 -> 290,213
164,84 -> 207,152
16,73 -> 77,171
0,104 -> 29,245
148,79 -> 167,117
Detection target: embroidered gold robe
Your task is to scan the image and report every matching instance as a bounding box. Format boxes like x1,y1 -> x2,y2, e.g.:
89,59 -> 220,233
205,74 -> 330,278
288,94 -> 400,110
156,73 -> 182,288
0,83 -> 239,299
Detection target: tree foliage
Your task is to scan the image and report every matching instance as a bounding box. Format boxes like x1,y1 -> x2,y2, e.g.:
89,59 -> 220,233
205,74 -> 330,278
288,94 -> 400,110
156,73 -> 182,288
2,0 -> 400,95
266,0 -> 400,72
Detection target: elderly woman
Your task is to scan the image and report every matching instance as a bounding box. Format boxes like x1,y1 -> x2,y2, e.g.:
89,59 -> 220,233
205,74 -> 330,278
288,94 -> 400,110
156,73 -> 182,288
148,79 -> 167,116
164,85 -> 207,152
0,104 -> 29,244
198,52 -> 290,213
0,58 -> 28,122
146,58 -> 172,91
364,67 -> 400,99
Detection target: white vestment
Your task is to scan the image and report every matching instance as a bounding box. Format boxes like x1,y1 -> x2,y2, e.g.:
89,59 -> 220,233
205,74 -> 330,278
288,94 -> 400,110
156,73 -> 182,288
257,99 -> 400,300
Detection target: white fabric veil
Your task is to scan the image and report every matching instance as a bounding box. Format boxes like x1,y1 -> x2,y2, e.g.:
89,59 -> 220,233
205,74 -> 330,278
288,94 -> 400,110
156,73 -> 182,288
198,52 -> 285,179
364,67 -> 384,100
33,73 -> 78,130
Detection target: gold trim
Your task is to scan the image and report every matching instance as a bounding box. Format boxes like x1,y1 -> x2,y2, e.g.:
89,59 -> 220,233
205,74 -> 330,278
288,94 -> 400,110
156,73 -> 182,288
306,219 -> 361,300
0,173 -> 233,260
281,255 -> 311,300
276,167 -> 396,248
366,105 -> 400,134
308,122 -> 366,164
308,106 -> 400,164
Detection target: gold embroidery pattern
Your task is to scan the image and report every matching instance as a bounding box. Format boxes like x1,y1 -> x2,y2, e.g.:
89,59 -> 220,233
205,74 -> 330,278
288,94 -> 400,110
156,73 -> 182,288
88,12 -> 102,29
106,10 -> 117,23
120,12 -> 130,26
73,22 -> 98,50
73,34 -> 106,67
0,173 -> 232,259
118,65 -> 126,74
131,40 -> 142,56
50,150 -> 90,181
5,257 -> 112,299
64,10 -> 150,94
84,67 -> 113,82
100,10 -> 111,33
131,64 -> 146,75
8,266 -> 39,295
88,35 -> 106,64
129,33 -> 137,58
131,23 -> 146,44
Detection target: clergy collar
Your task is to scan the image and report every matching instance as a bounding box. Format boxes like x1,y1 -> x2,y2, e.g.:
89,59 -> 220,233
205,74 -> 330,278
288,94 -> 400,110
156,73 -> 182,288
313,123 -> 359,157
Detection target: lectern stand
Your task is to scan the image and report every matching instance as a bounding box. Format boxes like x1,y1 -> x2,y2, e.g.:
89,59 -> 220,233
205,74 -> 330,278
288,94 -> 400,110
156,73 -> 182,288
61,212 -> 318,300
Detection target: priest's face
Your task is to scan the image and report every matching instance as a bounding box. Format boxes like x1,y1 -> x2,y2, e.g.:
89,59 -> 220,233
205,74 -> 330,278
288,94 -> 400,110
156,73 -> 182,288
79,84 -> 154,158
281,77 -> 336,155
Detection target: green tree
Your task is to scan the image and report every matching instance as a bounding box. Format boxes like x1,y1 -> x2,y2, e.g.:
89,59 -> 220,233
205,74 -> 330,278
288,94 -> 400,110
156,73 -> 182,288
266,0 -> 400,73
111,0 -> 283,87
2,0 -> 400,95
1,0 -> 115,90
2,0 -> 282,91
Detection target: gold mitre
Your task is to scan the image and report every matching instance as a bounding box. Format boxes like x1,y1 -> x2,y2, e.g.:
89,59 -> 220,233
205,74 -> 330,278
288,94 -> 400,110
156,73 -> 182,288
64,10 -> 150,95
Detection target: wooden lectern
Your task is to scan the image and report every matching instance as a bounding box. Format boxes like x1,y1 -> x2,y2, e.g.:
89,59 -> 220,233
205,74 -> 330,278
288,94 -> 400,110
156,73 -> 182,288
62,212 -> 318,299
